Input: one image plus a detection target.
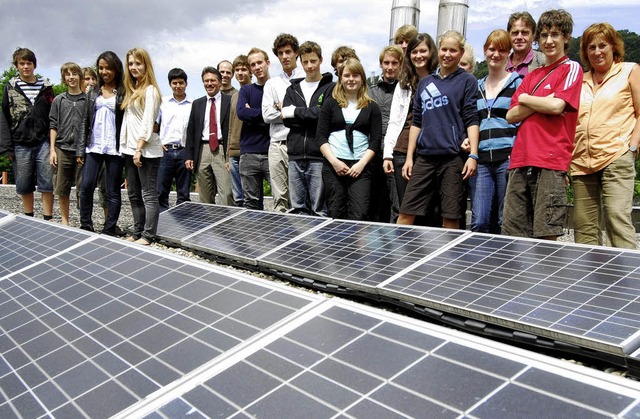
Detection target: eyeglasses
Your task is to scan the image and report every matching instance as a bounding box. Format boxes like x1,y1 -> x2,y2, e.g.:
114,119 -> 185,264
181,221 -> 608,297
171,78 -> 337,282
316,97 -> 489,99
539,32 -> 564,40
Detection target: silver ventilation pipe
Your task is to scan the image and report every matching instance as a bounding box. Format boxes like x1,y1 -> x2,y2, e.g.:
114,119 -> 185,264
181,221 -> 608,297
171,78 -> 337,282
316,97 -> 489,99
389,0 -> 421,45
436,0 -> 469,38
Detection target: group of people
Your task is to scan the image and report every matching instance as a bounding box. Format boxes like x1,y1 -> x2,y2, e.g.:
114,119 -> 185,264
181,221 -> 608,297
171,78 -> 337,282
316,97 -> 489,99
0,8 -> 638,249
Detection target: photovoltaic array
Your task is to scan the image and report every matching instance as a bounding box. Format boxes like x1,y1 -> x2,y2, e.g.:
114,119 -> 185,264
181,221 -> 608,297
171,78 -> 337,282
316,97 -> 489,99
156,203 -> 640,360
156,202 -> 244,244
184,211 -> 331,265
2,208 -> 640,417
141,301 -> 640,419
259,220 -> 465,291
379,234 -> 640,356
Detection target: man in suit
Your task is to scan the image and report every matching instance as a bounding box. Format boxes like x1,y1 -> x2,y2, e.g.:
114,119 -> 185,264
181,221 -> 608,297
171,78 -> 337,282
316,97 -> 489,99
185,67 -> 233,205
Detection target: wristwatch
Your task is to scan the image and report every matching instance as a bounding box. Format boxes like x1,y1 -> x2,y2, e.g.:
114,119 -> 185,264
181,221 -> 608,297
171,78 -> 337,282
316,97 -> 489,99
630,145 -> 638,153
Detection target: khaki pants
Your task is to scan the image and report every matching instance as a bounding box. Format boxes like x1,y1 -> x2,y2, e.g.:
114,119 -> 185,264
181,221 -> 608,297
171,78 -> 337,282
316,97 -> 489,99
197,145 -> 232,205
572,151 -> 636,248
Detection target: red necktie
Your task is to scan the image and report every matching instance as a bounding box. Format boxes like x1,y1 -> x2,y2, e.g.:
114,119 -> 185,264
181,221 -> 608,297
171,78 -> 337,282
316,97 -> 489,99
209,97 -> 219,152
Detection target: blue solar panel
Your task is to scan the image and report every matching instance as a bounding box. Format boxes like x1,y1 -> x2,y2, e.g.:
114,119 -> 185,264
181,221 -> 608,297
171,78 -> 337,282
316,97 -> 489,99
141,301 -> 640,418
156,202 -> 244,244
259,221 -> 466,291
0,236 -> 321,417
380,233 -> 640,356
183,210 -> 331,265
0,216 -> 92,279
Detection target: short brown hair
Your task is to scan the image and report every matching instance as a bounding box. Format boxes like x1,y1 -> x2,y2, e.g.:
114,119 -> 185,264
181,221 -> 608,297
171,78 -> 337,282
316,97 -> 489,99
272,33 -> 299,55
60,62 -> 82,86
298,41 -> 323,60
232,55 -> 249,70
536,9 -> 573,50
580,22 -> 624,71
12,47 -> 36,67
330,46 -> 359,69
507,11 -> 536,34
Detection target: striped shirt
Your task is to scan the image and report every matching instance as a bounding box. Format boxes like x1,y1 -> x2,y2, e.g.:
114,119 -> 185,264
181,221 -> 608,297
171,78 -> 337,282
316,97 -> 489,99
16,78 -> 44,104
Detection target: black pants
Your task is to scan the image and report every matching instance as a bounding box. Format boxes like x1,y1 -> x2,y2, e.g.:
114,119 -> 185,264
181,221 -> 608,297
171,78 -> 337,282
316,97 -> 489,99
323,160 -> 372,221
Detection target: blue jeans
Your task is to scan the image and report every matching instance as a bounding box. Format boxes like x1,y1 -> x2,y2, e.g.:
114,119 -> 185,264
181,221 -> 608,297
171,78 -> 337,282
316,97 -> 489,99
228,156 -> 244,207
124,155 -> 160,241
288,159 -> 326,216
240,153 -> 270,210
157,147 -> 191,212
14,142 -> 53,194
80,153 -> 124,234
468,158 -> 509,233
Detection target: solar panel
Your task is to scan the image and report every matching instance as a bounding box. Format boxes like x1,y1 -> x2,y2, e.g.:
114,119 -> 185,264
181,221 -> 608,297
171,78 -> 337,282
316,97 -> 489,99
140,300 -> 640,418
0,210 -> 9,219
0,216 -> 92,280
258,220 -> 466,292
156,202 -> 245,244
183,210 -> 331,265
0,236 -> 321,418
380,233 -> 640,356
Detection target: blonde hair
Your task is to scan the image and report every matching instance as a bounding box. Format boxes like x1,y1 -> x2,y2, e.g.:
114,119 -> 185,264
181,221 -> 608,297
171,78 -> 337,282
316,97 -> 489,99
332,58 -> 372,109
122,47 -> 161,110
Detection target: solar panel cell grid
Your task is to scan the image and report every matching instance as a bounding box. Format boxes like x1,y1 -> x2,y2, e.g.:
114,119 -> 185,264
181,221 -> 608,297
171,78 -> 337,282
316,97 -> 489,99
145,304 -> 639,418
156,202 -> 244,243
0,217 -> 91,279
380,234 -> 640,355
0,237 -> 318,418
184,210 -> 330,264
259,221 -> 465,291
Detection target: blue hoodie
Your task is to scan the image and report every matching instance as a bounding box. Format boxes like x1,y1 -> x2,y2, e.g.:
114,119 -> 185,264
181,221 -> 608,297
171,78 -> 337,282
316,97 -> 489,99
412,67 -> 478,156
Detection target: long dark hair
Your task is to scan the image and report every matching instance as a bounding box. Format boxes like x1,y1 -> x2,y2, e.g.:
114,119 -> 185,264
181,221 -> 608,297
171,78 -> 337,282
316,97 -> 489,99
95,51 -> 124,95
399,33 -> 438,91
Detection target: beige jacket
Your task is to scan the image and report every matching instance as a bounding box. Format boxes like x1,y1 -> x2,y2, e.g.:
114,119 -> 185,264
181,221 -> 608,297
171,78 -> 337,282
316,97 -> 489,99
572,62 -> 637,175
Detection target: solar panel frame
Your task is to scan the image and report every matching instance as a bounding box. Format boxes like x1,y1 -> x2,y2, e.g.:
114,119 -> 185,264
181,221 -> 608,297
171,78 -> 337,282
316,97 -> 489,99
379,233 -> 640,356
182,210 -> 332,266
258,220 -> 469,292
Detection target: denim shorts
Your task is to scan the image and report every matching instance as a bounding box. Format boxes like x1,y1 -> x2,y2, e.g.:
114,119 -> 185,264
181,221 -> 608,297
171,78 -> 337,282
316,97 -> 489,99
14,142 -> 54,194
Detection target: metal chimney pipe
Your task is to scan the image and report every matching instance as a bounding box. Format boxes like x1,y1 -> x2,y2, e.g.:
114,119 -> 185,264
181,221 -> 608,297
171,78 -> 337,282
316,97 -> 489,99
437,0 -> 469,38
389,0 -> 421,45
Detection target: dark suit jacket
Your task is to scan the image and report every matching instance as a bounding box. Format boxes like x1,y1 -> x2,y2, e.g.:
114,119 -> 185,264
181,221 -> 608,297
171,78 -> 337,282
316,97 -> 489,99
186,93 -> 230,172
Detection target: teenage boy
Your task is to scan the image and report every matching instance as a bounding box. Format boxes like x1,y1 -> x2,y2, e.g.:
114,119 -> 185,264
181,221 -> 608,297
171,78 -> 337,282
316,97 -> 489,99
237,47 -> 272,210
225,55 -> 252,207
370,45 -> 404,222
157,68 -> 192,211
504,9 -> 583,240
49,62 -> 87,225
393,24 -> 418,54
185,67 -> 233,205
262,33 -> 303,213
0,48 -> 55,219
330,46 -> 359,76
282,41 -> 335,216
506,11 -> 545,75
218,60 -> 237,96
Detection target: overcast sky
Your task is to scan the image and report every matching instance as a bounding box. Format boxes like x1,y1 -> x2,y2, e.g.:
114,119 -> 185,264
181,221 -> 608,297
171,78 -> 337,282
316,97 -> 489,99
0,0 -> 636,98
